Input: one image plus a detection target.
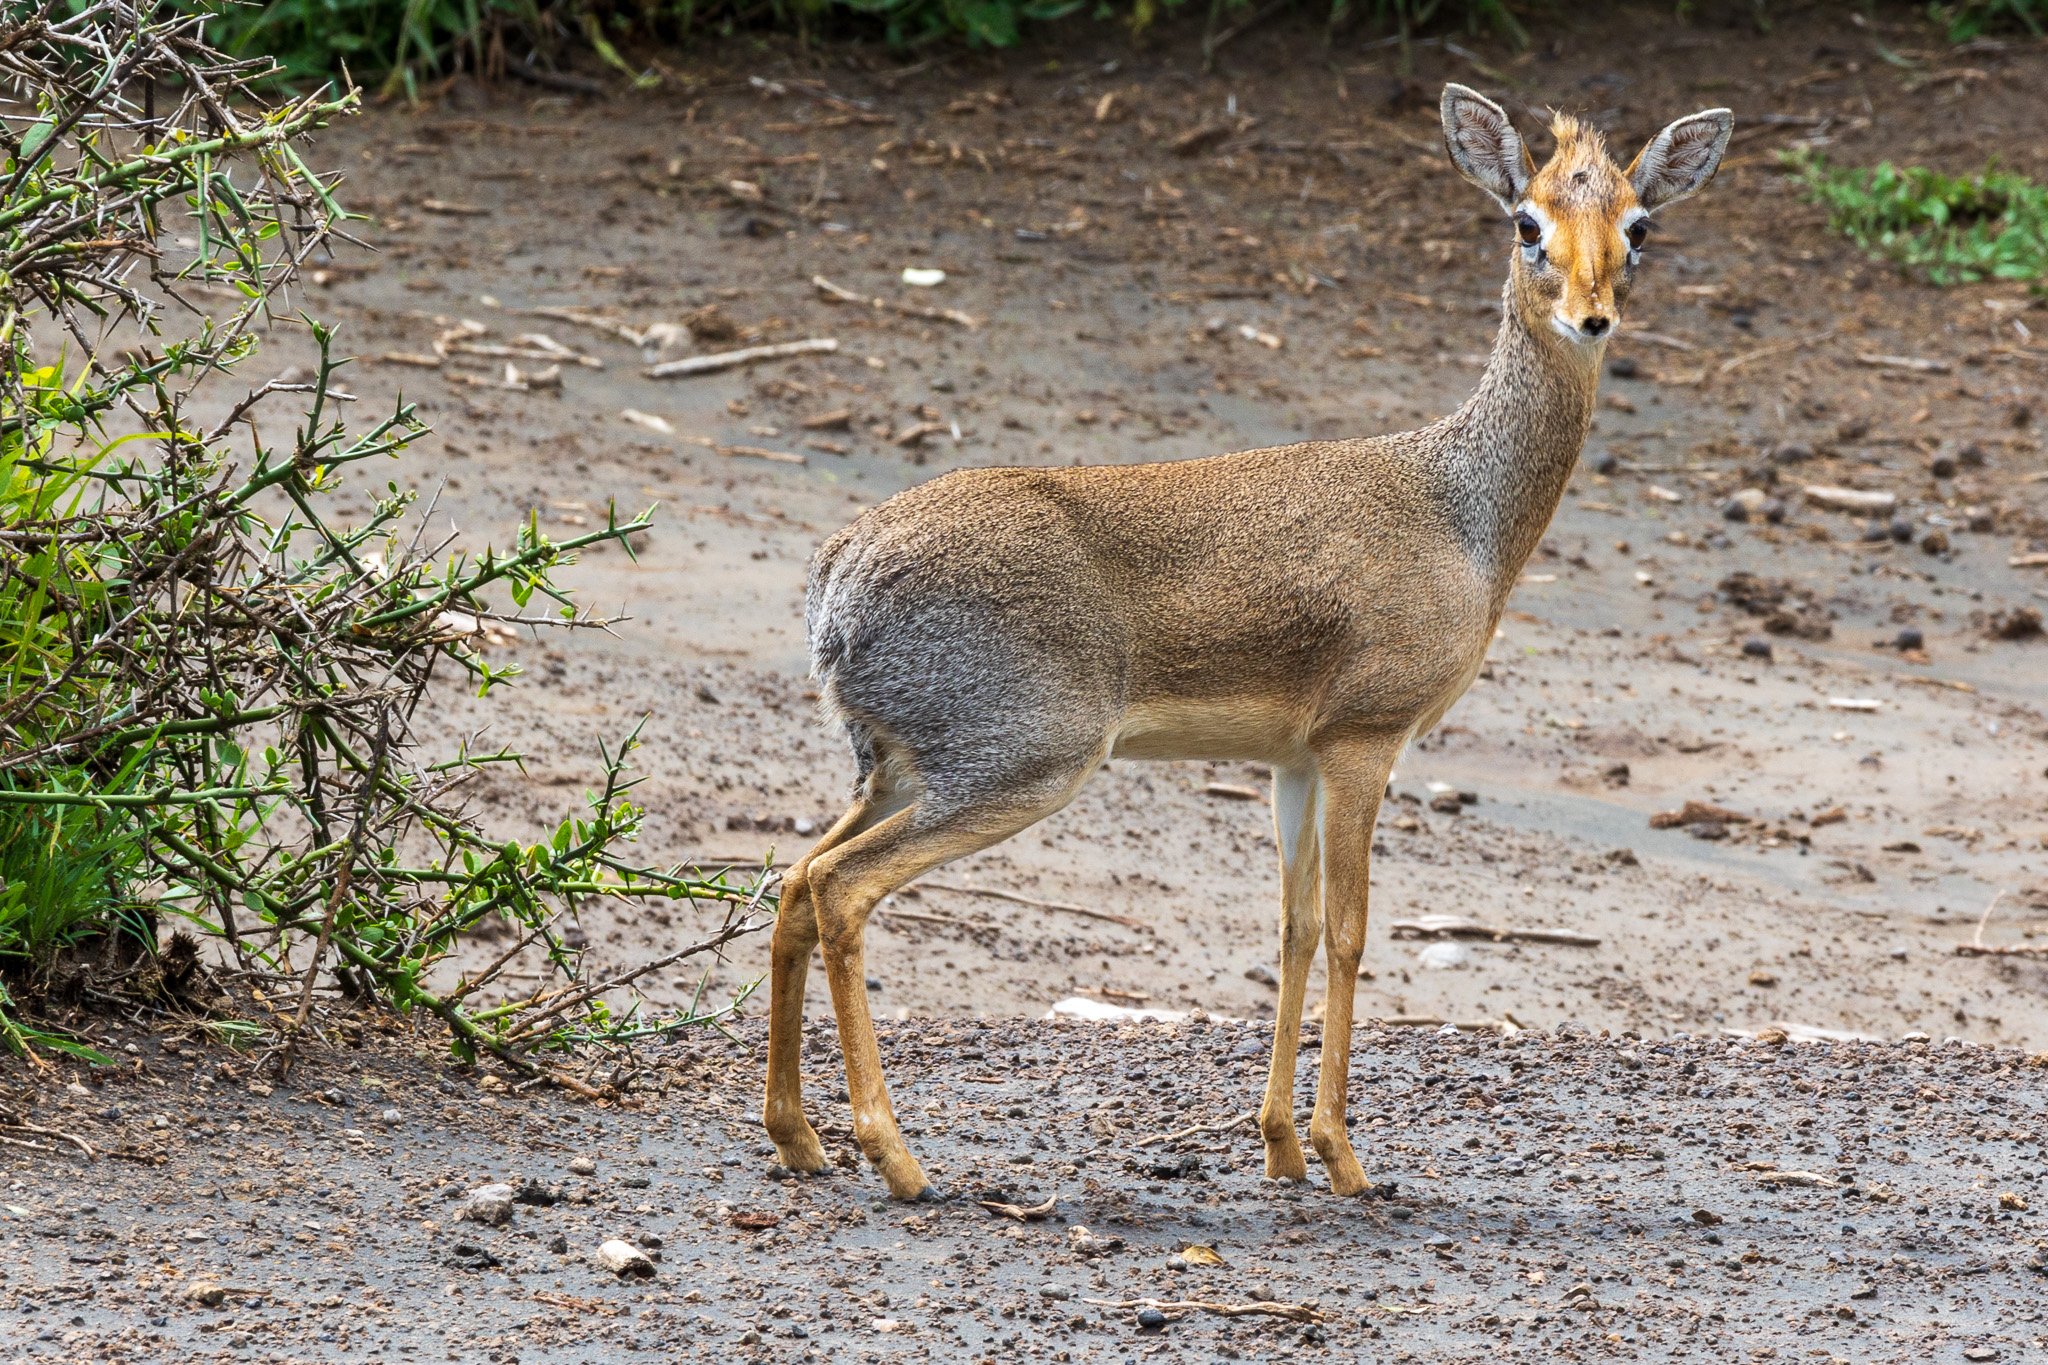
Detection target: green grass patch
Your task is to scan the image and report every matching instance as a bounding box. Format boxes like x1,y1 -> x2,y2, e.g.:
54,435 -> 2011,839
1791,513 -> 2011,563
1785,149 -> 2048,287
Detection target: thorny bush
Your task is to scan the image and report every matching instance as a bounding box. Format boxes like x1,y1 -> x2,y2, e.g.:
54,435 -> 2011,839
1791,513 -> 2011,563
0,2 -> 769,1071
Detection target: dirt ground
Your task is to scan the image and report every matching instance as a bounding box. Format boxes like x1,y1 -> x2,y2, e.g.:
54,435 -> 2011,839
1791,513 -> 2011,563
6,7 -> 2048,1359
4,1022 -> 2048,1363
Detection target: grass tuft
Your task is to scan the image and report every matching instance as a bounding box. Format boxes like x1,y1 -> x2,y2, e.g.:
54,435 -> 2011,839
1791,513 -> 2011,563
1784,149 -> 2048,287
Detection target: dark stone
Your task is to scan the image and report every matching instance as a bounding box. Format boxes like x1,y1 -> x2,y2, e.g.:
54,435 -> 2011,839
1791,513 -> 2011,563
447,1243 -> 501,1271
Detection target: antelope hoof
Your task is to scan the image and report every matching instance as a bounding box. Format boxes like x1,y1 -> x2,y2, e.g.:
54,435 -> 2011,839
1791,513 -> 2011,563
1262,1136 -> 1309,1184
1323,1154 -> 1373,1198
1314,1132 -> 1370,1196
770,1123 -> 828,1175
873,1148 -> 935,1202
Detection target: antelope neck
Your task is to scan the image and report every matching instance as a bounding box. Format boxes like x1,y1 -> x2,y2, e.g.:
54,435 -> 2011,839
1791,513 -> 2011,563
1434,281 -> 1603,592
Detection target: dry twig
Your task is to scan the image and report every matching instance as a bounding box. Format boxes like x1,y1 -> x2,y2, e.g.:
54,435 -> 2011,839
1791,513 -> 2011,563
1133,1109 -> 1257,1148
646,338 -> 838,378
918,881 -> 1147,930
1084,1296 -> 1323,1324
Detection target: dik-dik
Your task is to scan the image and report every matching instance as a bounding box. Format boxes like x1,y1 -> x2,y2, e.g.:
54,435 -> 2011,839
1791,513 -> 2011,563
764,85 -> 1732,1200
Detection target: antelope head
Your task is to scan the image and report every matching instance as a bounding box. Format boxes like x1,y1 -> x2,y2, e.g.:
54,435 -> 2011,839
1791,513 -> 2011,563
1440,84 -> 1732,352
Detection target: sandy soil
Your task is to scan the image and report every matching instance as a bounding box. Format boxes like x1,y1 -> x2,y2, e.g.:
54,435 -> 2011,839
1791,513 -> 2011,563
7,9 -> 2048,1359
3,1023 -> 2047,1362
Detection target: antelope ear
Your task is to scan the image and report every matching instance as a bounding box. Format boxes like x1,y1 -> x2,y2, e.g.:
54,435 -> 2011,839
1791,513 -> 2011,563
1440,83 -> 1532,214
1628,109 -> 1733,212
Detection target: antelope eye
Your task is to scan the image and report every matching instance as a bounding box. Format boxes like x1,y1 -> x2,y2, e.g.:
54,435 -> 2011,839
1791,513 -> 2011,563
1626,219 -> 1650,250
1514,213 -> 1542,247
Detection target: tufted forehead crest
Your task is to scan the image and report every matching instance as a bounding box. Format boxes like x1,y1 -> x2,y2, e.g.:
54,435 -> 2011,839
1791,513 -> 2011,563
1548,113 -> 1605,163
1531,112 -> 1631,211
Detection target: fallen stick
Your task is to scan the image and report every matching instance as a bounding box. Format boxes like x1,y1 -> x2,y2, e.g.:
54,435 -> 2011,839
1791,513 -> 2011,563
1389,915 -> 1600,947
876,905 -> 987,931
716,444 -> 807,466
520,306 -> 650,346
1856,352 -> 1951,374
646,337 -> 837,378
0,1120 -> 95,1160
1893,675 -> 1976,694
1133,1109 -> 1256,1148
1803,485 -> 1897,514
1752,1169 -> 1843,1189
445,340 -> 602,369
1621,329 -> 1696,352
1718,328 -> 1836,375
892,421 -> 946,448
1084,1296 -> 1322,1325
918,880 -> 1147,930
811,275 -> 980,329
2011,553 -> 2048,568
1374,1014 -> 1525,1035
1953,889 -> 2045,956
977,1194 -> 1056,1221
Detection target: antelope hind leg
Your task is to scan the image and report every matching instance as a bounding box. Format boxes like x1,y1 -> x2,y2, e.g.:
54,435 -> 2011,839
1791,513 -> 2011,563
809,797 -> 1059,1200
763,791 -> 901,1174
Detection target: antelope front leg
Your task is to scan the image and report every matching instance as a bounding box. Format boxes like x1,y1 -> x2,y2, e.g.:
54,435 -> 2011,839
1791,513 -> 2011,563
1258,764 -> 1322,1182
1308,741 -> 1397,1197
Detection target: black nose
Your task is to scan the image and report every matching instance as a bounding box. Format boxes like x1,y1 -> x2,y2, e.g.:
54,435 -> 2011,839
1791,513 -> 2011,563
1581,316 -> 1611,338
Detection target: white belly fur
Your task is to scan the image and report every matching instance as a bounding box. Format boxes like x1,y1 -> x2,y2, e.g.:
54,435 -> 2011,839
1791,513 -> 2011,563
1108,697 -> 1309,764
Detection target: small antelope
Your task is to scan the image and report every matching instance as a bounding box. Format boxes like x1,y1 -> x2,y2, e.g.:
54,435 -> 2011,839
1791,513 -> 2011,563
764,85 -> 1731,1200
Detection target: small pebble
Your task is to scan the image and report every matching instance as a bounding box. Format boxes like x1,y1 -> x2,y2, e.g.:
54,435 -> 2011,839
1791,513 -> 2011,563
460,1183 -> 515,1227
